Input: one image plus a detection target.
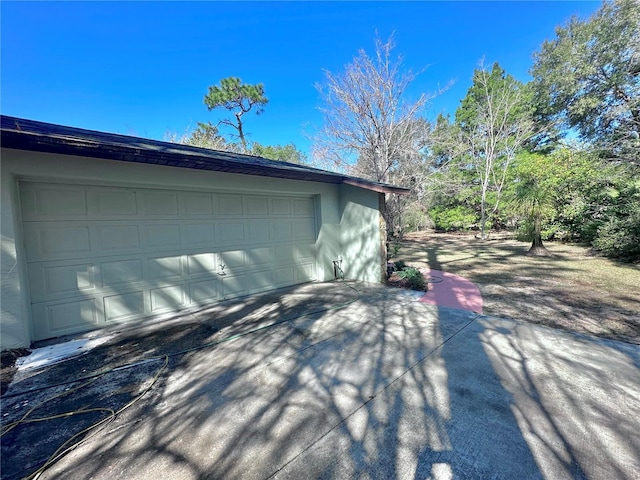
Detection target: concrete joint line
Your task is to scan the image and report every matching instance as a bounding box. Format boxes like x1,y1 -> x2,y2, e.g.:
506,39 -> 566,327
266,313 -> 479,480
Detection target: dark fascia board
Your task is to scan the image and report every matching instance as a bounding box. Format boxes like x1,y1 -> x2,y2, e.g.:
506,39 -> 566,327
1,116 -> 409,195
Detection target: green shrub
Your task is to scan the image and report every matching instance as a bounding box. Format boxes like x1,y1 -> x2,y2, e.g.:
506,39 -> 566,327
429,206 -> 478,232
403,207 -> 434,232
592,206 -> 640,260
388,240 -> 402,259
393,260 -> 407,270
396,267 -> 426,291
579,218 -> 602,243
541,225 -> 560,241
591,180 -> 640,261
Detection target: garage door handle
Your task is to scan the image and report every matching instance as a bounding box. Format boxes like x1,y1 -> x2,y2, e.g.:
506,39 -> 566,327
218,264 -> 227,276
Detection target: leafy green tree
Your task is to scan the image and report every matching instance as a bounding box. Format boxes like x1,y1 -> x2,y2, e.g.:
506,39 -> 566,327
509,153 -> 559,256
502,148 -> 640,261
429,205 -> 478,232
204,77 -> 268,152
561,154 -> 640,260
591,177 -> 640,259
163,121 -> 238,152
531,0 -> 640,163
454,62 -> 536,239
185,122 -> 235,150
250,142 -> 307,164
543,149 -> 606,242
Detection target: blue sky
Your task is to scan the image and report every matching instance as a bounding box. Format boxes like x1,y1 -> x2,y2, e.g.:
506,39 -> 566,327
2,1 -> 600,155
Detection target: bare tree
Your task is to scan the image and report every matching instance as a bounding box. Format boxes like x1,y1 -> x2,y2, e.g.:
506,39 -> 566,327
456,62 -> 536,239
313,34 -> 440,237
313,35 -> 433,183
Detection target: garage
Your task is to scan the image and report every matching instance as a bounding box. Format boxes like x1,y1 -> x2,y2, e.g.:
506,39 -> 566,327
1,115 -> 407,348
20,181 -> 317,341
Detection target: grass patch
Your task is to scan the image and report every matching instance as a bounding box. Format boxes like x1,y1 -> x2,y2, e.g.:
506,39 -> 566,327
393,232 -> 640,343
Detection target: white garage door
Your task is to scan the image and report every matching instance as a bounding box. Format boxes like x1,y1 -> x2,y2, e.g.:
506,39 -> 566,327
19,181 -> 317,341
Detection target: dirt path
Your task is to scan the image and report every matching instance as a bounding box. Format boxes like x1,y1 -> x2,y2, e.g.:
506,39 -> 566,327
392,232 -> 640,344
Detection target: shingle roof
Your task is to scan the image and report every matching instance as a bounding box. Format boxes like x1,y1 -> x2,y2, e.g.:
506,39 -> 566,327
0,115 -> 409,195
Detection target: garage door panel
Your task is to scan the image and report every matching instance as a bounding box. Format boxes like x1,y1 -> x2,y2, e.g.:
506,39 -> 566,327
296,263 -> 317,282
27,263 -> 96,301
271,198 -> 291,215
141,192 -> 179,216
189,278 -> 219,305
251,270 -> 274,292
33,298 -> 100,338
96,225 -> 140,252
187,253 -> 218,277
221,274 -> 252,299
216,222 -> 245,245
292,197 -> 314,216
293,244 -> 316,262
147,256 -> 183,282
219,250 -> 246,269
20,181 -> 318,341
37,187 -> 88,216
245,196 -> 270,215
150,285 -> 185,313
104,291 -> 145,322
40,225 -> 91,256
183,193 -> 214,216
273,266 -> 295,286
270,222 -> 292,241
247,221 -> 270,243
20,183 -> 88,220
273,245 -> 294,263
220,270 -> 275,297
23,224 -> 92,262
101,259 -> 144,287
245,247 -> 271,266
293,219 -> 316,240
218,195 -> 243,216
183,223 -> 215,246
143,224 -> 181,249
44,263 -> 95,296
89,188 -> 138,216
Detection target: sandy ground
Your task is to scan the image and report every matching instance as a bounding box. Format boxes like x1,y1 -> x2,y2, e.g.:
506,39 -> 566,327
393,232 -> 640,344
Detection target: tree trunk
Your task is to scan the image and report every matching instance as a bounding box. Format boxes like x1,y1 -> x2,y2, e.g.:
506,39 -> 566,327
526,217 -> 552,256
236,112 -> 247,152
480,189 -> 487,240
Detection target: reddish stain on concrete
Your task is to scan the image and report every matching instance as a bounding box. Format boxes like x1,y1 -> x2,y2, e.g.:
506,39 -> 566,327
419,269 -> 483,314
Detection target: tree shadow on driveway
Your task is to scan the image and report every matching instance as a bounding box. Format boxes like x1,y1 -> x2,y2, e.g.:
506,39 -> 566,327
479,316 -> 640,480
2,282 -> 639,480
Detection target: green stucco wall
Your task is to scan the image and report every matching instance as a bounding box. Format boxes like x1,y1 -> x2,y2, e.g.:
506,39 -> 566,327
1,149 -> 383,348
339,184 -> 384,283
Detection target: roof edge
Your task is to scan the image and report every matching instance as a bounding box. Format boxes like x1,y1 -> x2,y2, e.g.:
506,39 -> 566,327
1,115 -> 409,195
342,178 -> 409,195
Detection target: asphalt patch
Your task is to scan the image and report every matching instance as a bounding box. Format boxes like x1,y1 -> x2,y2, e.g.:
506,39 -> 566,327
1,357 -> 167,480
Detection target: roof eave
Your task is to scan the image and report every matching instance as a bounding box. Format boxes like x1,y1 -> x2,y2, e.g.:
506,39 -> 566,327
0,129 -> 344,185
1,115 -> 409,195
342,177 -> 410,195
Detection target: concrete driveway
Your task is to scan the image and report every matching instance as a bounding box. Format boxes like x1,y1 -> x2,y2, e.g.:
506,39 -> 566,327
2,282 -> 639,480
